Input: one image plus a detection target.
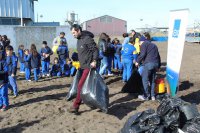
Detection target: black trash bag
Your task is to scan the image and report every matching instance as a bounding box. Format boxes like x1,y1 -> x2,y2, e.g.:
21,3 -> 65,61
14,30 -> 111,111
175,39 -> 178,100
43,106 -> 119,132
157,97 -> 183,130
179,103 -> 199,122
81,69 -> 109,113
120,109 -> 166,133
66,70 -> 82,101
121,68 -> 143,94
156,94 -> 171,103
182,115 -> 200,133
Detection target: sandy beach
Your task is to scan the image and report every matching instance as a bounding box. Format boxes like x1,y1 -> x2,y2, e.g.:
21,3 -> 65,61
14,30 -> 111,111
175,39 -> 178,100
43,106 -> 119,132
0,42 -> 200,133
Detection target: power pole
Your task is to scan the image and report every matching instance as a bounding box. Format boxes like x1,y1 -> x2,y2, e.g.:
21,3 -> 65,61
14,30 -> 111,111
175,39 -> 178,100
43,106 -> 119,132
20,0 -> 23,26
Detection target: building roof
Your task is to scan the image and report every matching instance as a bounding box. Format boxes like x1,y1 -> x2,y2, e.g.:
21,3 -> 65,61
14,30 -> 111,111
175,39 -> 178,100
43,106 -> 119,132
84,15 -> 127,23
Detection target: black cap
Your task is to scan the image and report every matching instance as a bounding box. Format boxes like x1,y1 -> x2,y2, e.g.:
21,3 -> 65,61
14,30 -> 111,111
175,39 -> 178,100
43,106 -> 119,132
42,41 -> 47,45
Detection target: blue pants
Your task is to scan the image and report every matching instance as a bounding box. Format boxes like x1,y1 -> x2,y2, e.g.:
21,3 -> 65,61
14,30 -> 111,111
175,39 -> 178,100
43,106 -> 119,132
0,84 -> 9,107
99,56 -> 108,76
8,76 -> 18,96
25,68 -> 31,80
114,54 -> 122,70
138,65 -> 144,76
64,70 -> 70,76
60,59 -> 66,73
142,63 -> 158,98
20,62 -> 25,72
70,67 -> 76,76
122,59 -> 133,82
42,61 -> 50,75
51,71 -> 61,77
107,56 -> 113,74
33,68 -> 40,81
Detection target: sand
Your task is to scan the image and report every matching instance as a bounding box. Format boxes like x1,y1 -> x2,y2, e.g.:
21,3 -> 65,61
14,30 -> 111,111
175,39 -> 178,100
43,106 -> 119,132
0,42 -> 200,133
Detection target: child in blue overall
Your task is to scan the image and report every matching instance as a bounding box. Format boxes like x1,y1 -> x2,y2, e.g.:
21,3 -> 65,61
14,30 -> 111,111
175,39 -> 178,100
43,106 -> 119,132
30,47 -> 41,82
57,40 -> 69,74
40,41 -> 53,77
6,46 -> 18,97
24,49 -> 31,82
121,37 -> 137,83
0,51 -> 9,111
113,39 -> 122,72
50,57 -> 61,77
18,45 -> 25,74
64,59 -> 76,77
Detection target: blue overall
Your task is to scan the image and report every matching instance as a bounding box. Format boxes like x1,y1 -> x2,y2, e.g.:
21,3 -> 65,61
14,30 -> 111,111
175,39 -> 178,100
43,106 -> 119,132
63,64 -> 75,77
6,55 -> 18,96
121,43 -> 136,82
51,64 -> 61,77
57,45 -> 69,73
18,49 -> 25,73
0,60 -> 9,107
30,54 -> 41,81
114,44 -> 122,70
40,46 -> 53,75
24,54 -> 31,80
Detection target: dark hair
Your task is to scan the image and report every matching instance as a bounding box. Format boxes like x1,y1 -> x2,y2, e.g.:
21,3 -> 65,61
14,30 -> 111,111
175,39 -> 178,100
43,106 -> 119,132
71,24 -> 82,32
143,32 -> 151,40
123,33 -> 129,38
18,44 -> 24,50
6,45 -> 13,51
3,35 -> 8,40
30,44 -> 37,51
131,30 -> 136,33
107,37 -> 111,43
129,37 -> 135,44
42,41 -> 47,45
60,32 -> 65,35
24,49 -> 29,52
98,33 -> 109,44
30,44 -> 38,57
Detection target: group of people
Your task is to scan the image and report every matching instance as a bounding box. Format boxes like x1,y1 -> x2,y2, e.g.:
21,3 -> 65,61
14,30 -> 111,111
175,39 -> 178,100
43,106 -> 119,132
68,25 -> 161,114
0,32 -> 80,111
97,30 -> 161,101
0,24 -> 161,113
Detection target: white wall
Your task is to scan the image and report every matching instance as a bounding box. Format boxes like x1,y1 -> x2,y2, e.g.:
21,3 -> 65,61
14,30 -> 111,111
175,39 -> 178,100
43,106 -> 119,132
0,25 -> 77,52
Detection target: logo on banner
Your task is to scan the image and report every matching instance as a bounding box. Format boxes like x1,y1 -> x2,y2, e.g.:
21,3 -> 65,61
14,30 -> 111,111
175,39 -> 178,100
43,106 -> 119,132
172,19 -> 181,38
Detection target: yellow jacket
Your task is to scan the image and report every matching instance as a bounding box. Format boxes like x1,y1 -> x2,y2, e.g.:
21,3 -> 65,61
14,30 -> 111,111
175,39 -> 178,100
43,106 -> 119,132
133,38 -> 140,54
72,61 -> 80,69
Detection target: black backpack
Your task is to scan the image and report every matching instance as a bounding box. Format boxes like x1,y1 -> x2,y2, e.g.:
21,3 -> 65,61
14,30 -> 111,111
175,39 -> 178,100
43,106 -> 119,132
105,43 -> 115,56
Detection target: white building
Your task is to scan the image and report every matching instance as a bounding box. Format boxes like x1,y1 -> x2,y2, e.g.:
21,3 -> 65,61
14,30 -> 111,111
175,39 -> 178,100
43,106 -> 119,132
0,0 -> 37,25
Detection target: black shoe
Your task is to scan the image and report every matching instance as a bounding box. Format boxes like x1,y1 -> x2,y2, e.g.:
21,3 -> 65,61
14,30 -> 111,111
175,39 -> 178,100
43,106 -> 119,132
67,106 -> 79,115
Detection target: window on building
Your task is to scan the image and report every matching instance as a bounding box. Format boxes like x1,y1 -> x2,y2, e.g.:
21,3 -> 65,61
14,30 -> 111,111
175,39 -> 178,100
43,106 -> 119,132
100,16 -> 106,22
100,16 -> 112,23
107,16 -> 112,23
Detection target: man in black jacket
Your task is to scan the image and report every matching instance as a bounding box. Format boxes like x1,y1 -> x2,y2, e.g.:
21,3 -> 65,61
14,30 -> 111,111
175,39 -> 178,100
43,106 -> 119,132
68,24 -> 99,114
135,34 -> 161,101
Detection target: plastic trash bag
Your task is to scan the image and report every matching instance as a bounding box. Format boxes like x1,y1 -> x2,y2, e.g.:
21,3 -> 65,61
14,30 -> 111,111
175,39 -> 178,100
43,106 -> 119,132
182,115 -> 200,133
180,103 -> 199,122
81,69 -> 109,113
157,97 -> 183,129
66,70 -> 81,101
121,68 -> 143,94
120,109 -> 166,133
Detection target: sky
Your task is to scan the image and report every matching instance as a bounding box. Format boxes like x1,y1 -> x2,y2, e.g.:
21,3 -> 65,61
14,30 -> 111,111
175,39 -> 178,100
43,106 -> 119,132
34,0 -> 200,30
